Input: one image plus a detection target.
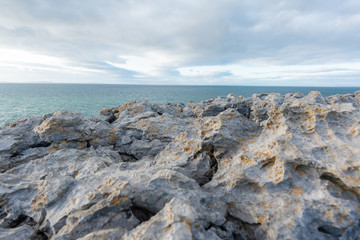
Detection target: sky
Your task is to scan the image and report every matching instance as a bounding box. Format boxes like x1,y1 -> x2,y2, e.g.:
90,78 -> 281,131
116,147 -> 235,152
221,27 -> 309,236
0,0 -> 359,86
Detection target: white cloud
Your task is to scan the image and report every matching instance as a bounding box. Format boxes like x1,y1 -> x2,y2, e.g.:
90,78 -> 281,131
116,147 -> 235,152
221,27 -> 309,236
0,0 -> 359,85
106,51 -> 183,76
179,61 -> 360,86
0,48 -> 103,74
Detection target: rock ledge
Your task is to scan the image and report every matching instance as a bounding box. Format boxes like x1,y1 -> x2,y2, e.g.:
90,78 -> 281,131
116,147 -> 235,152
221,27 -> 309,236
1,91 -> 359,239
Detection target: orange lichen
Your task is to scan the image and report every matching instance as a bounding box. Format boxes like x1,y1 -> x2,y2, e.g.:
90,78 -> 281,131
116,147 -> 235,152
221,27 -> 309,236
258,216 -> 264,225
287,220 -> 295,228
183,146 -> 191,152
48,143 -> 60,152
260,202 -> 273,209
32,194 -> 48,211
292,185 -> 304,195
344,175 -> 360,187
109,189 -> 117,194
325,209 -> 333,219
111,196 -> 129,206
241,156 -> 256,165
109,133 -> 118,142
338,212 -> 351,225
105,179 -> 114,185
181,219 -> 192,232
275,176 -> 283,183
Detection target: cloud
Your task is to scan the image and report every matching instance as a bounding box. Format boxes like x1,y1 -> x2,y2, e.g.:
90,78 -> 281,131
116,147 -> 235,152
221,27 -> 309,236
0,0 -> 359,85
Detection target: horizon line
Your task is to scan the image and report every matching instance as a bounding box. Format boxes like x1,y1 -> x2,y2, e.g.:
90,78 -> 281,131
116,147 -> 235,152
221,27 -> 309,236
0,82 -> 360,88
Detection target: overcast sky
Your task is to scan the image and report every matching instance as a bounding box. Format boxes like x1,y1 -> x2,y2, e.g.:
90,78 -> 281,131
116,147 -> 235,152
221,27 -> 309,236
0,0 -> 359,86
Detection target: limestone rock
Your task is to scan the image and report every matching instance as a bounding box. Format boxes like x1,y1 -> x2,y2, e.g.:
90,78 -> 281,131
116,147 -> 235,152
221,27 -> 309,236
1,91 -> 359,239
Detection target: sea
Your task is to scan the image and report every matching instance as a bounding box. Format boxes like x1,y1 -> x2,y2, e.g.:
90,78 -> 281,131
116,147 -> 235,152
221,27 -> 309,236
1,83 -> 359,126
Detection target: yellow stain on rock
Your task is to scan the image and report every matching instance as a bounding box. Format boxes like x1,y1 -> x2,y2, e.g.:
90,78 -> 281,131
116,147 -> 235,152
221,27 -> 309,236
105,179 -> 114,185
32,193 -> 48,211
223,157 -> 231,163
292,185 -> 305,195
344,175 -> 360,187
109,133 -> 118,142
88,193 -> 95,199
260,202 -> 273,209
287,220 -> 295,228
338,212 -> 351,225
258,216 -> 264,225
48,143 -> 60,152
111,196 -> 129,206
241,156 -> 256,166
181,219 -> 192,232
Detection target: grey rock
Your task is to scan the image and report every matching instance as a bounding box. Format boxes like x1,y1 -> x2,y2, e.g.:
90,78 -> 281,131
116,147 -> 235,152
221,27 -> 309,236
0,92 -> 359,239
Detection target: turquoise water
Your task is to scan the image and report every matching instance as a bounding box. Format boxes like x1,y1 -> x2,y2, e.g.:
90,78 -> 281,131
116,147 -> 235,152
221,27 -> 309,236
1,83 -> 359,126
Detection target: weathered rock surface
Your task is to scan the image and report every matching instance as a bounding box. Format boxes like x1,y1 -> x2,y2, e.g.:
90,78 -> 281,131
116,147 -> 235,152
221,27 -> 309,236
1,91 -> 359,240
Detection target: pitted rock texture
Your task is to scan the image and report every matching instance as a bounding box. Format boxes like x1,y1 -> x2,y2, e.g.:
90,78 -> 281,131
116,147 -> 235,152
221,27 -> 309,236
0,91 -> 359,240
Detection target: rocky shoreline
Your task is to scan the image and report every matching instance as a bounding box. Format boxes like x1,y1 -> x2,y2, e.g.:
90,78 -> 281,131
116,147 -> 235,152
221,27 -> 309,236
0,91 -> 359,239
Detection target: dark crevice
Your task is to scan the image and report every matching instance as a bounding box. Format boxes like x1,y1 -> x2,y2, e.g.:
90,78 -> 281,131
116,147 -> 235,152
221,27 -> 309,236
30,141 -> 51,149
318,225 -> 344,237
205,223 -> 214,231
207,147 -> 218,181
260,157 -> 276,169
219,224 -> 227,232
4,214 -> 37,228
10,152 -> 20,159
157,112 -> 163,116
320,172 -> 359,195
1,212 -> 51,239
130,204 -> 155,223
107,115 -> 117,124
80,202 -> 96,210
118,152 -> 139,162
225,213 -> 261,240
0,211 -> 8,220
197,145 -> 219,186
86,140 -> 91,148
29,230 -> 49,240
205,222 -> 227,231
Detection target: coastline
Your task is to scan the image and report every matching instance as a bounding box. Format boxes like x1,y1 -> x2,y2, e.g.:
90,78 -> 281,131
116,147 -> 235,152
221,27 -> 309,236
0,91 -> 359,239
1,84 -> 360,127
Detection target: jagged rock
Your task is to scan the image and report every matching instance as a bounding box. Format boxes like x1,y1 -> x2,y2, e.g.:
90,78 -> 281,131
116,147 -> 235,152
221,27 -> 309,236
0,116 -> 50,172
0,91 -> 359,239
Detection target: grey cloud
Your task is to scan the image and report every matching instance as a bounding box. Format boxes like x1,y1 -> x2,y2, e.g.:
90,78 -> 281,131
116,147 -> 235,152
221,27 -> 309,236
0,0 -> 359,85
